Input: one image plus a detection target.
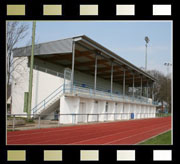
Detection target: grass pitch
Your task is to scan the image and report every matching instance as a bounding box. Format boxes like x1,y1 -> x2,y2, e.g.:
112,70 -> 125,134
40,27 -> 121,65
139,130 -> 171,145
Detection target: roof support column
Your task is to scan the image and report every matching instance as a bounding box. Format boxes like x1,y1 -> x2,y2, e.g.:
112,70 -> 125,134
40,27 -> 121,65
123,69 -> 126,97
141,76 -> 143,99
94,54 -> 98,94
110,62 -> 113,95
122,69 -> 126,113
146,80 -> 149,102
132,73 -> 135,99
152,82 -> 154,102
71,41 -> 75,93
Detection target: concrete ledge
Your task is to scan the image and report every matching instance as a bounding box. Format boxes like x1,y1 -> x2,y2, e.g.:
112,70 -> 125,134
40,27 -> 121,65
7,119 -> 26,126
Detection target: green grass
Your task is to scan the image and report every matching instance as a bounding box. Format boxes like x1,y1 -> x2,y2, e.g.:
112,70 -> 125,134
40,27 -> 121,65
156,113 -> 171,117
139,130 -> 171,145
7,117 -> 35,123
7,129 -> 19,131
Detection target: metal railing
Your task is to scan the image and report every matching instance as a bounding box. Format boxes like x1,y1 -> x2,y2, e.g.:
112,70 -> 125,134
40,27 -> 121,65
32,84 -> 64,114
7,112 -> 169,131
34,65 -> 64,78
31,81 -> 158,116
64,84 -> 157,105
32,65 -> 158,106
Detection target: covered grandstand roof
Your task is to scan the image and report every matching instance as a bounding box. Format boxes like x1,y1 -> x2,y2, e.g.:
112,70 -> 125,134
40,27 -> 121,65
13,35 -> 156,85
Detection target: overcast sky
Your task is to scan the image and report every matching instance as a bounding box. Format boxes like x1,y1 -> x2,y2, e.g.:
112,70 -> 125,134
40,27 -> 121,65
16,21 -> 172,75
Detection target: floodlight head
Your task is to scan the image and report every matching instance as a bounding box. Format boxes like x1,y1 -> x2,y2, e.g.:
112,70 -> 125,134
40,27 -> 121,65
145,36 -> 150,44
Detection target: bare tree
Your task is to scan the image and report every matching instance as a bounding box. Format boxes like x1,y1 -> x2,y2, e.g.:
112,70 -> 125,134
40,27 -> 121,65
147,69 -> 171,112
7,21 -> 29,85
7,22 -> 29,101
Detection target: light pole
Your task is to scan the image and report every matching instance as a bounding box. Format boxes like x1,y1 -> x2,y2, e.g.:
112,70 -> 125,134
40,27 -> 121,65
164,62 -> 172,113
27,21 -> 36,119
145,36 -> 150,71
144,36 -> 150,100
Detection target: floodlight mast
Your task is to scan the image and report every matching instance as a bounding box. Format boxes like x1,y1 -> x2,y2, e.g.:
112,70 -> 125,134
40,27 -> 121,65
164,62 -> 172,76
145,36 -> 150,71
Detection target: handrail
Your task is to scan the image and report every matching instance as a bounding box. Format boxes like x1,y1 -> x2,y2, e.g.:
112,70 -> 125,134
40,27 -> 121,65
32,81 -> 158,115
34,64 -> 64,78
73,80 -> 154,103
64,85 -> 155,105
32,84 -> 64,114
7,112 -> 159,117
7,113 -> 166,131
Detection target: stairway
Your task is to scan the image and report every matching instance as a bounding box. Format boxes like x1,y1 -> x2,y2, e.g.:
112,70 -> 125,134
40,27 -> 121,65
32,84 -> 64,116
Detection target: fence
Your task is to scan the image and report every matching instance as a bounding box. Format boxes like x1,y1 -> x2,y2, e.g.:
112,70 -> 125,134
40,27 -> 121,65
7,112 -> 171,131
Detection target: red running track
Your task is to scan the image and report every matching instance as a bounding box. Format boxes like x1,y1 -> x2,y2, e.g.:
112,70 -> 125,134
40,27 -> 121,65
7,117 -> 171,145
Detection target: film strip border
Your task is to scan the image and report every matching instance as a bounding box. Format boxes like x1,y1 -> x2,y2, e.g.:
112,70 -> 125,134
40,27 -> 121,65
0,1 -> 176,164
3,4 -> 172,16
5,149 -> 172,161
0,0 -> 174,18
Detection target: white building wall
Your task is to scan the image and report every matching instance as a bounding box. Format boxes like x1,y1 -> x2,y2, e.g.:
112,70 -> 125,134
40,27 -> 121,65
98,101 -> 106,122
153,106 -> 156,118
134,104 -> 136,114
11,57 -> 64,115
142,105 -> 146,119
84,99 -> 95,122
123,103 -> 129,120
59,96 -> 80,124
152,107 -> 155,118
116,102 -> 123,120
121,104 -> 126,120
11,57 -> 29,115
142,105 -> 145,118
107,102 -> 115,121
136,104 -> 140,119
56,95 -> 157,124
145,106 -> 148,118
144,106 -> 147,118
131,104 -> 134,113
148,106 -> 150,118
140,105 -> 143,118
31,68 -> 64,113
114,103 -> 117,120
150,107 -> 153,118
120,103 -> 124,120
128,104 -> 131,119
136,104 -> 139,118
144,105 -> 147,118
90,101 -> 99,122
